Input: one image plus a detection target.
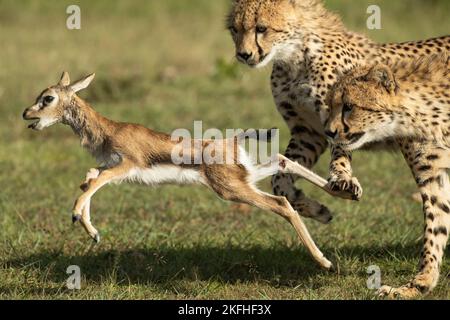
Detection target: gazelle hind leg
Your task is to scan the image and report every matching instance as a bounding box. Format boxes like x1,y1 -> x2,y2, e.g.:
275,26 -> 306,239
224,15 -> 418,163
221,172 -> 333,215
253,191 -> 332,269
224,182 -> 332,269
278,154 -> 356,200
271,132 -> 333,224
254,155 -> 333,190
277,155 -> 328,189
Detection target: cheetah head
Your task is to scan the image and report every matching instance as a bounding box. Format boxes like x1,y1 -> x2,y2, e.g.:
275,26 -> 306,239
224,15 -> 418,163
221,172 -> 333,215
325,64 -> 400,151
227,0 -> 322,68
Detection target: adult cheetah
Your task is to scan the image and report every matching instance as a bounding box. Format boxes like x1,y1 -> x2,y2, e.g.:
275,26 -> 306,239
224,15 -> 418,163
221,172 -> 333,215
326,53 -> 450,298
227,0 -> 449,298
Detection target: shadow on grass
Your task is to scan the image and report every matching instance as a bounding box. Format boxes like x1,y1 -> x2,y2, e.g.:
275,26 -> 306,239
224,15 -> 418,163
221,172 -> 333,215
2,242 -> 422,289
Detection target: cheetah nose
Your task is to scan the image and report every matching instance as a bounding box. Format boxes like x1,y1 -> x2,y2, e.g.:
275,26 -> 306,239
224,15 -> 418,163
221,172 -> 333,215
325,129 -> 338,140
237,51 -> 252,62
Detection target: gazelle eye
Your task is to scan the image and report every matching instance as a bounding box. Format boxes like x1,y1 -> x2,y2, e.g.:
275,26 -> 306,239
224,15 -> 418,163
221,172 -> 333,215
256,25 -> 267,34
43,96 -> 54,105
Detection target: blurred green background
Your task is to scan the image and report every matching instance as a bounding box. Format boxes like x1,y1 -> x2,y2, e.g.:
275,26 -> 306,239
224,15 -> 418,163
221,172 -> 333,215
0,0 -> 449,299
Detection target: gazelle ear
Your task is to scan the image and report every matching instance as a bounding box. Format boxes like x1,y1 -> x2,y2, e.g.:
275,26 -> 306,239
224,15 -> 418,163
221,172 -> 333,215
70,73 -> 96,93
59,71 -> 71,86
365,64 -> 398,95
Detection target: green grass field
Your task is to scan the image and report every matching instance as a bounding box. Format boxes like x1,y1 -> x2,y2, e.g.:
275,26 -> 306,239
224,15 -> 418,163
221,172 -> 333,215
0,0 -> 449,299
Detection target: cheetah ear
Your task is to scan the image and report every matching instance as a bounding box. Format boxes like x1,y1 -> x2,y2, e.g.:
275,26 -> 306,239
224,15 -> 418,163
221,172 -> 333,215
365,64 -> 398,95
288,0 -> 320,7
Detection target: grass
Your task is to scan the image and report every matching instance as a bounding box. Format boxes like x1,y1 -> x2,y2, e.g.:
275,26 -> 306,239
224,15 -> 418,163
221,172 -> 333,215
0,0 -> 449,299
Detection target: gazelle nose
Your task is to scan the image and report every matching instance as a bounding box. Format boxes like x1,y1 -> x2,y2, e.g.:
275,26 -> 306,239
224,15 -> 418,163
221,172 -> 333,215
324,129 -> 338,139
238,51 -> 252,61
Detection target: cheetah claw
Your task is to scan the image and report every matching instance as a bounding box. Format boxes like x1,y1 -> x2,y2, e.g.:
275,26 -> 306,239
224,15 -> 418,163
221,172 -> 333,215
327,176 -> 363,201
377,285 -> 421,299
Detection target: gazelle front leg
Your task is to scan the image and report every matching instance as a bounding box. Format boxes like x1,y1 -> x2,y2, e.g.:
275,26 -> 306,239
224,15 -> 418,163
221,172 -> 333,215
79,168 -> 101,194
73,168 -> 101,242
79,198 -> 100,242
72,161 -> 132,241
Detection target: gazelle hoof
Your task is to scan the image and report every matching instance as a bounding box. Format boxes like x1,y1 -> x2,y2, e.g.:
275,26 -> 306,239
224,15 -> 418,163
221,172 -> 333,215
72,214 -> 82,224
93,233 -> 100,243
327,263 -> 336,273
322,259 -> 334,271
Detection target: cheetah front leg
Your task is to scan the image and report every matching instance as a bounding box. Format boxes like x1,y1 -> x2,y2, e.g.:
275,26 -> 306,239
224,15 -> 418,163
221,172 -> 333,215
327,145 -> 363,201
378,140 -> 450,299
272,127 -> 333,224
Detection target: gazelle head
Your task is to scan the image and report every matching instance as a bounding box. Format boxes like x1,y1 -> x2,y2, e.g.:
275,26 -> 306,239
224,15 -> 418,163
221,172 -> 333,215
23,72 -> 95,131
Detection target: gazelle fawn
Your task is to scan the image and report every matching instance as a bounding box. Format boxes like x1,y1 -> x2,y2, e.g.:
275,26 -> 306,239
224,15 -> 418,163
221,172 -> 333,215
23,72 -> 350,269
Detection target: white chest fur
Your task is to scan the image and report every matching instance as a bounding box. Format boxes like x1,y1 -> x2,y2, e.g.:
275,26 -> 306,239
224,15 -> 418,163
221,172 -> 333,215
126,165 -> 205,186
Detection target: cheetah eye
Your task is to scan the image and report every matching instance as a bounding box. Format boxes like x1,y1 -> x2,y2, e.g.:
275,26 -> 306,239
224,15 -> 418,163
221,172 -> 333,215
343,103 -> 354,114
256,25 -> 267,34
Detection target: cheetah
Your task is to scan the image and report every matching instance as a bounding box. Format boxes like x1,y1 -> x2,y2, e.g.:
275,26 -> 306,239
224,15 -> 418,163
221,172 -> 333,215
326,53 -> 450,298
227,0 -> 449,298
327,53 -> 450,150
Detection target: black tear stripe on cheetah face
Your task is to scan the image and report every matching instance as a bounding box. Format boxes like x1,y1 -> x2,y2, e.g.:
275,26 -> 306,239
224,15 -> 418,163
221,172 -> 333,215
228,0 -> 450,298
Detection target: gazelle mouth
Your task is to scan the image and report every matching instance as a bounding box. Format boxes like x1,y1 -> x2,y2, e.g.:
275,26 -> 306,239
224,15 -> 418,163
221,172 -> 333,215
27,119 -> 59,131
26,119 -> 40,130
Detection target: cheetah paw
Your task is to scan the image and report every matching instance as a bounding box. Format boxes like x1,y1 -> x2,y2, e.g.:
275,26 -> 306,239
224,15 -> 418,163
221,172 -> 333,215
377,285 -> 421,300
327,175 -> 363,201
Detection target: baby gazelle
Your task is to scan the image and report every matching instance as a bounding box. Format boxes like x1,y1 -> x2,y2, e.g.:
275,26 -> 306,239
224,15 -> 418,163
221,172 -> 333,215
325,52 -> 450,150
23,72 -> 350,269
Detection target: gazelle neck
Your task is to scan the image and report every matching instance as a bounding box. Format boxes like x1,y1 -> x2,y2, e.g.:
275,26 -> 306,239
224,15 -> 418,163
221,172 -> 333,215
63,95 -> 112,152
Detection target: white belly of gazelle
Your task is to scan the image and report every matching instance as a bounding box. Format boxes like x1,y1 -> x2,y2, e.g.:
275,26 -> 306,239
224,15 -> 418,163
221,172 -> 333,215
127,165 -> 205,186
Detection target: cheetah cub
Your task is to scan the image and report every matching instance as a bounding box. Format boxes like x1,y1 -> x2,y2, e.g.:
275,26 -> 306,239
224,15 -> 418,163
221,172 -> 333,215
326,53 -> 450,150
22,72 -> 353,269
325,53 -> 450,298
